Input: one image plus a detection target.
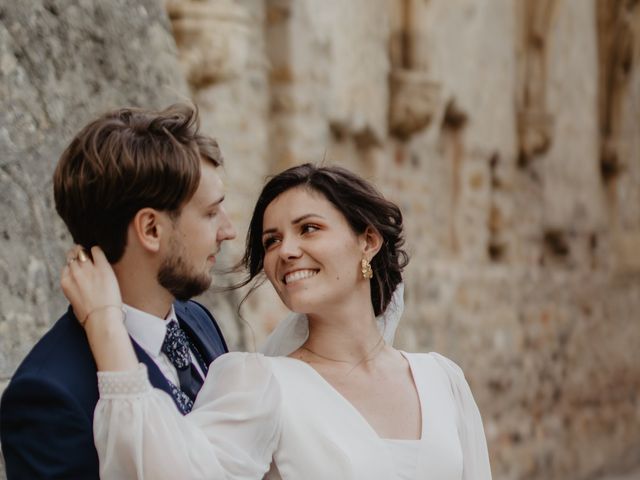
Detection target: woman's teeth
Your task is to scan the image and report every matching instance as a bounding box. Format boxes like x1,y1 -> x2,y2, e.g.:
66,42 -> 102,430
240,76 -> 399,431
284,269 -> 318,285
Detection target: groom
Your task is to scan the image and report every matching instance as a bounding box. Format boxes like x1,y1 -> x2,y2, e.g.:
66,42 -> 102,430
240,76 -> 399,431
0,104 -> 236,478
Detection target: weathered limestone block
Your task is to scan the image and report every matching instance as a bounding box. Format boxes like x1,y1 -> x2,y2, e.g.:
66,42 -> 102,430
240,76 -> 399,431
367,139 -> 446,268
515,0 -> 558,165
516,109 -> 554,164
268,0 -> 390,150
508,1 -> 610,270
319,0 -> 390,146
455,153 -> 493,262
0,2 -> 188,470
388,0 -> 441,139
167,0 -> 251,88
389,68 -> 441,139
597,0 -> 639,184
543,0 -> 607,233
486,152 -> 520,263
265,0 -> 333,169
613,231 -> 640,273
427,0 -> 519,153
598,0 -> 640,252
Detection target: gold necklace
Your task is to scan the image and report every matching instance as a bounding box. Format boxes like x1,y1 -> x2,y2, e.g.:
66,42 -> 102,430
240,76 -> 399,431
301,336 -> 385,372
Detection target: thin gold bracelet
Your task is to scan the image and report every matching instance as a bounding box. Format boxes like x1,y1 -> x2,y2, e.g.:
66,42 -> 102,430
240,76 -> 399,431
81,305 -> 124,327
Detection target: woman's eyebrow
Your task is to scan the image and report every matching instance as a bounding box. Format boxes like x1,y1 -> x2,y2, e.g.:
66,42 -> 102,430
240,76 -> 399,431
291,213 -> 324,224
262,213 -> 325,235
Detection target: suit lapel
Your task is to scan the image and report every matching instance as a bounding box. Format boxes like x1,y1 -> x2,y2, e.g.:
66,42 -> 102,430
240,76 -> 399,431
130,338 -> 175,399
174,302 -> 226,365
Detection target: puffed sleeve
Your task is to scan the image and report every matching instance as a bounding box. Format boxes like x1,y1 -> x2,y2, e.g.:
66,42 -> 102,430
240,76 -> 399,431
430,352 -> 492,480
94,352 -> 281,480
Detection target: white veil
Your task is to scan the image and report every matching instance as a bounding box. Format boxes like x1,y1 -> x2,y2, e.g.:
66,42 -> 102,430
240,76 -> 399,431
260,283 -> 404,356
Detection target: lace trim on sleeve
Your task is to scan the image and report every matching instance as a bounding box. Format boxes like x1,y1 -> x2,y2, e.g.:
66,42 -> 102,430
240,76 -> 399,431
97,363 -> 151,398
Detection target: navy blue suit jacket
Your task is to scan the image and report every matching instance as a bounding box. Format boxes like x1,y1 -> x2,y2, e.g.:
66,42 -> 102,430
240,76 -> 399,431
0,300 -> 227,479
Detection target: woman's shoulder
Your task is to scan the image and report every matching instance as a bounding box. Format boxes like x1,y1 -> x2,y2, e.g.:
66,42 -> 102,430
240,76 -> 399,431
195,352 -> 281,409
402,351 -> 466,380
207,352 -> 275,383
212,352 -> 310,377
215,350 -> 268,363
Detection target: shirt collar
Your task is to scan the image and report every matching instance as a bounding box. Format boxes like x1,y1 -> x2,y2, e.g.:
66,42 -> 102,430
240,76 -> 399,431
123,303 -> 178,358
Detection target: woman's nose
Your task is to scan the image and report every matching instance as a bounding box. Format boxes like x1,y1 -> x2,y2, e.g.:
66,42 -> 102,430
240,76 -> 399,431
279,235 -> 302,260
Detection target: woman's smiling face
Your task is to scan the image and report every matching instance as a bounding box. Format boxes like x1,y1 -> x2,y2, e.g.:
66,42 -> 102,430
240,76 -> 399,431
261,186 -> 366,315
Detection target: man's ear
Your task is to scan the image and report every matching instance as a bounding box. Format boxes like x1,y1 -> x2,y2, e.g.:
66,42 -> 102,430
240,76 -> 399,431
361,226 -> 383,259
130,208 -> 168,253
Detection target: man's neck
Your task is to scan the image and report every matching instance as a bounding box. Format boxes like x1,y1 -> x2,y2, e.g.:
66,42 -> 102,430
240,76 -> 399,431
122,293 -> 174,320
114,266 -> 175,319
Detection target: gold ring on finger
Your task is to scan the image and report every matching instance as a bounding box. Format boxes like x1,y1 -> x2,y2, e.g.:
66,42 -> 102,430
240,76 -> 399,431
78,250 -> 89,262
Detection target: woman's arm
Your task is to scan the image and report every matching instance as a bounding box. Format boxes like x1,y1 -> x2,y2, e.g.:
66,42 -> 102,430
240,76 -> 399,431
61,246 -> 280,479
95,353 -> 280,479
430,353 -> 493,480
60,246 -> 138,371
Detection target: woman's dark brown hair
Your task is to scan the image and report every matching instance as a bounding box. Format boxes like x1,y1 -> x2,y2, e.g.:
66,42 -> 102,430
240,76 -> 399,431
240,163 -> 409,316
53,103 -> 222,263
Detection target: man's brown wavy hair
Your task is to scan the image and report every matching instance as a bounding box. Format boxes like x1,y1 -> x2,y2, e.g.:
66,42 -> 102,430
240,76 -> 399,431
53,104 -> 222,263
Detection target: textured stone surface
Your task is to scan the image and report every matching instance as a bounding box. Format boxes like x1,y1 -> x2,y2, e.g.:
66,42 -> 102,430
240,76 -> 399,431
0,1 -> 188,476
0,0 -> 188,369
597,470 -> 640,480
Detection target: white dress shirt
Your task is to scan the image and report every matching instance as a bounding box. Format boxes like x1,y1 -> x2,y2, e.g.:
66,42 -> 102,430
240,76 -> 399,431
122,304 -> 205,387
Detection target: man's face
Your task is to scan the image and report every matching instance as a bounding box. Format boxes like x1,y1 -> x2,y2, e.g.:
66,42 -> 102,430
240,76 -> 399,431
158,161 -> 236,300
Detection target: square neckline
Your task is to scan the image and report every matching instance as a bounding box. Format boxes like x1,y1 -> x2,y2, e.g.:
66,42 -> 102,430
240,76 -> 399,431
281,351 -> 424,442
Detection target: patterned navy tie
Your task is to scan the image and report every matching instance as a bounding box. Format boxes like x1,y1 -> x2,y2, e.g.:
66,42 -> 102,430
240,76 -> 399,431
161,321 -> 204,412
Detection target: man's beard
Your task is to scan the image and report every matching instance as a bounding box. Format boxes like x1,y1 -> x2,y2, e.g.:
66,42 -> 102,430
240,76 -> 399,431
157,236 -> 212,301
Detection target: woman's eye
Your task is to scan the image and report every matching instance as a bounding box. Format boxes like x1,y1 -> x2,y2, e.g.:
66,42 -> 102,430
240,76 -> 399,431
301,224 -> 319,234
263,237 -> 279,250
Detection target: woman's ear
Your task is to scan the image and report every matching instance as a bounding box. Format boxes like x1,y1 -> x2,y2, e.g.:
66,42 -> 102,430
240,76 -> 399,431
130,208 -> 166,253
362,226 -> 383,259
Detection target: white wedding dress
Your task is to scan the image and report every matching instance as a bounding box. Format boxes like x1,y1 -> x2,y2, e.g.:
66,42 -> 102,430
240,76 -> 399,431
95,351 -> 490,479
93,287 -> 491,479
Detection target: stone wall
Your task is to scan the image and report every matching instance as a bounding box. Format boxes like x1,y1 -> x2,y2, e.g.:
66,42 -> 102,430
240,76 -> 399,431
1,0 -> 639,479
0,0 -> 189,476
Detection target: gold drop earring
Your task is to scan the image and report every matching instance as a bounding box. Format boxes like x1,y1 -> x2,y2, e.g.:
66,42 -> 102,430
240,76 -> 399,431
361,258 -> 373,279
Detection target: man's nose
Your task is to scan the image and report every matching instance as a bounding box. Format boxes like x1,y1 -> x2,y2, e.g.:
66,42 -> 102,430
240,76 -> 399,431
218,209 -> 237,242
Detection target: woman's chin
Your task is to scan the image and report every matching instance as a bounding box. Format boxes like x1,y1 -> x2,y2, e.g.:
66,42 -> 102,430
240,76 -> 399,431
282,299 -> 314,316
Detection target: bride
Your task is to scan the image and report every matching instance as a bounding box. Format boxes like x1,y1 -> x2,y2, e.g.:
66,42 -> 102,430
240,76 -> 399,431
62,163 -> 492,479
